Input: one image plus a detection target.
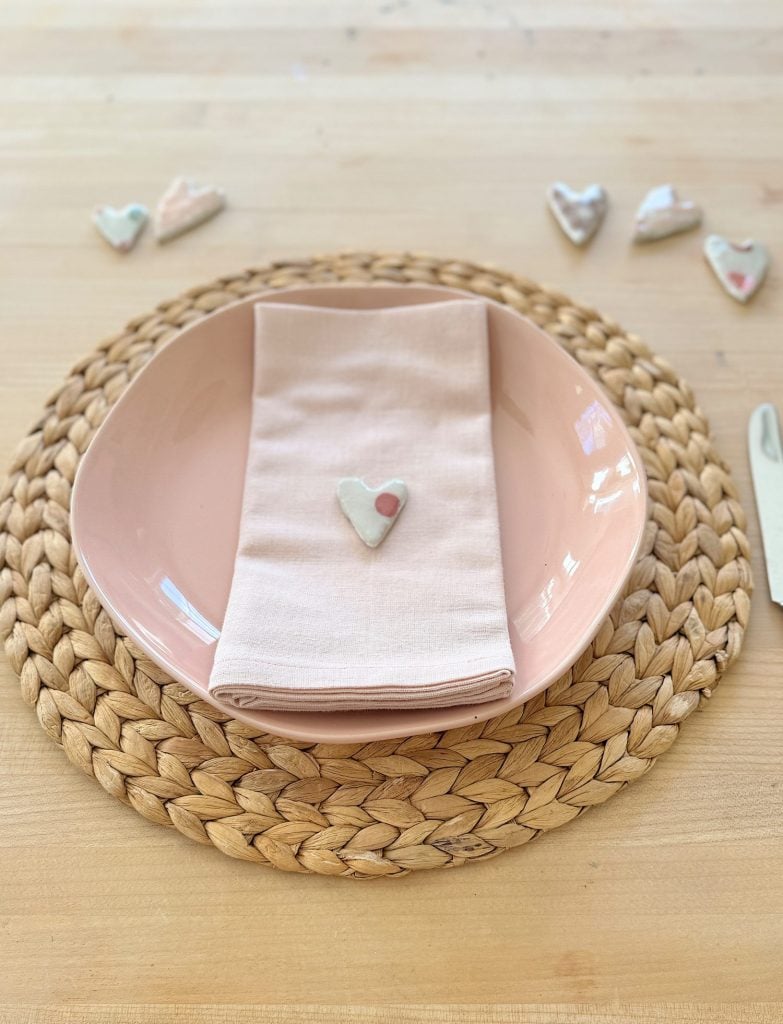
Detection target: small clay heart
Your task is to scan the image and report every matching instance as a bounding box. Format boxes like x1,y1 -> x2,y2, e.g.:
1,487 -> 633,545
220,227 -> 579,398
92,203 -> 148,252
337,478 -> 408,548
632,184 -> 702,243
546,181 -> 608,246
704,234 -> 770,303
153,176 -> 226,243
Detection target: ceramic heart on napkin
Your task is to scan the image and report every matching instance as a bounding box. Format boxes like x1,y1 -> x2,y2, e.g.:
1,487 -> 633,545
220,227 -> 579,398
704,234 -> 770,303
153,176 -> 226,243
546,182 -> 608,246
92,203 -> 148,252
337,478 -> 408,548
632,184 -> 702,242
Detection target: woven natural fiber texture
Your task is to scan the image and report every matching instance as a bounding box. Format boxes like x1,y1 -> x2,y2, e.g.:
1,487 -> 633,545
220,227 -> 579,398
0,252 -> 752,877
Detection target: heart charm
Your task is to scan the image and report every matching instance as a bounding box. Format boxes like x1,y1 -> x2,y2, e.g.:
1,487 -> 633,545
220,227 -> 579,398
92,203 -> 148,252
704,234 -> 770,303
546,181 -> 608,246
632,184 -> 702,242
337,478 -> 408,549
153,176 -> 226,243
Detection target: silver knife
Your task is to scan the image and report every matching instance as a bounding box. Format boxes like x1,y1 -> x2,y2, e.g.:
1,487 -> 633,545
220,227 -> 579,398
748,403 -> 783,606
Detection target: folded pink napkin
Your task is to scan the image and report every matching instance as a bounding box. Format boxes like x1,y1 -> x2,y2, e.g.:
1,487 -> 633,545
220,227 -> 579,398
208,297 -> 515,712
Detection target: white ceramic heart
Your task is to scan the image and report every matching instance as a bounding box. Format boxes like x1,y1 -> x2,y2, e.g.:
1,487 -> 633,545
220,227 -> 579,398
92,203 -> 148,252
337,478 -> 408,548
704,234 -> 770,303
546,181 -> 608,246
153,176 -> 226,243
632,184 -> 702,242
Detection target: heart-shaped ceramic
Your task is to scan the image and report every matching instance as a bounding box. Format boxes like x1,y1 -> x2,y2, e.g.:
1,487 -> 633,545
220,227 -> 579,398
704,234 -> 770,303
337,478 -> 408,548
632,184 -> 702,242
92,203 -> 148,252
153,176 -> 226,243
546,181 -> 608,246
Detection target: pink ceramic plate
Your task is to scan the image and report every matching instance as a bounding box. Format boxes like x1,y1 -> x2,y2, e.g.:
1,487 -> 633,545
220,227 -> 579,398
71,285 -> 647,742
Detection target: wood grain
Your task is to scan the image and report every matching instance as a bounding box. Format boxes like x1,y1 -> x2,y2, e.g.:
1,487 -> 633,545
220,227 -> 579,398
0,0 -> 782,1018
0,1005 -> 781,1024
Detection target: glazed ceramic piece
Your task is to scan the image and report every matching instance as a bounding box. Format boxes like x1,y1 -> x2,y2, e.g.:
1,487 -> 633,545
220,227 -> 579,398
92,203 -> 148,252
71,284 -> 648,743
632,185 -> 702,242
704,234 -> 770,303
546,182 -> 608,246
153,176 -> 226,242
337,478 -> 408,548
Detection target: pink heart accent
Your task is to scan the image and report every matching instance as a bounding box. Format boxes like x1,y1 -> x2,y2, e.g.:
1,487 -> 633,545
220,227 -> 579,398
153,177 -> 226,243
374,491 -> 401,518
704,234 -> 769,304
337,478 -> 408,548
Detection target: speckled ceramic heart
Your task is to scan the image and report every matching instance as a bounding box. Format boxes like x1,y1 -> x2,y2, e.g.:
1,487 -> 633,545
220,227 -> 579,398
92,203 -> 148,252
704,234 -> 770,303
153,176 -> 226,243
632,184 -> 702,242
337,478 -> 408,548
546,181 -> 608,246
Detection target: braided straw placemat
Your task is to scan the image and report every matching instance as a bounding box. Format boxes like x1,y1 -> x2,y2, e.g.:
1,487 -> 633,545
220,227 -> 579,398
0,252 -> 752,877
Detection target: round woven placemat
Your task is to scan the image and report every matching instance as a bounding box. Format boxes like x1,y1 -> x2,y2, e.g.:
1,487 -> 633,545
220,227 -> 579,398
0,252 -> 752,877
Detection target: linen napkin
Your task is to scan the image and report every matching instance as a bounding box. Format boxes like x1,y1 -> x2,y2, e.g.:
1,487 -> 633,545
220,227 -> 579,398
208,297 -> 515,712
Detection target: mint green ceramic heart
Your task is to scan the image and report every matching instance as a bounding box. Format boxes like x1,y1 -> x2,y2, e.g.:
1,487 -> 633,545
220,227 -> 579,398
92,203 -> 149,252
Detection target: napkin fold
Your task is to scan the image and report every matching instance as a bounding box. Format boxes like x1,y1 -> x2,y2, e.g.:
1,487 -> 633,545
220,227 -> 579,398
208,297 -> 515,712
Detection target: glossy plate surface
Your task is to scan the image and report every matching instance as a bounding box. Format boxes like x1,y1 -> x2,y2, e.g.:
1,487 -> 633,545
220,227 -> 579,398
71,285 -> 647,742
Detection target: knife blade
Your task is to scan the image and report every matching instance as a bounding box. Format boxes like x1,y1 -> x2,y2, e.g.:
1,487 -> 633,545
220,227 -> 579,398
748,402 -> 783,606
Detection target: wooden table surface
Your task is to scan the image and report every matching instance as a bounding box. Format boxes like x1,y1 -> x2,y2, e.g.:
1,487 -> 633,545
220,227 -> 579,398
1,1 -> 782,1021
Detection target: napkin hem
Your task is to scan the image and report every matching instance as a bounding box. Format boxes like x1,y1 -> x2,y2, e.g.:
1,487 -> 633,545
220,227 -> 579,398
210,652 -> 515,690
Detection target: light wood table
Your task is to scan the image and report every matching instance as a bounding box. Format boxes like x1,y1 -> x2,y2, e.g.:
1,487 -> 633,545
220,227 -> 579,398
1,2 -> 781,1021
